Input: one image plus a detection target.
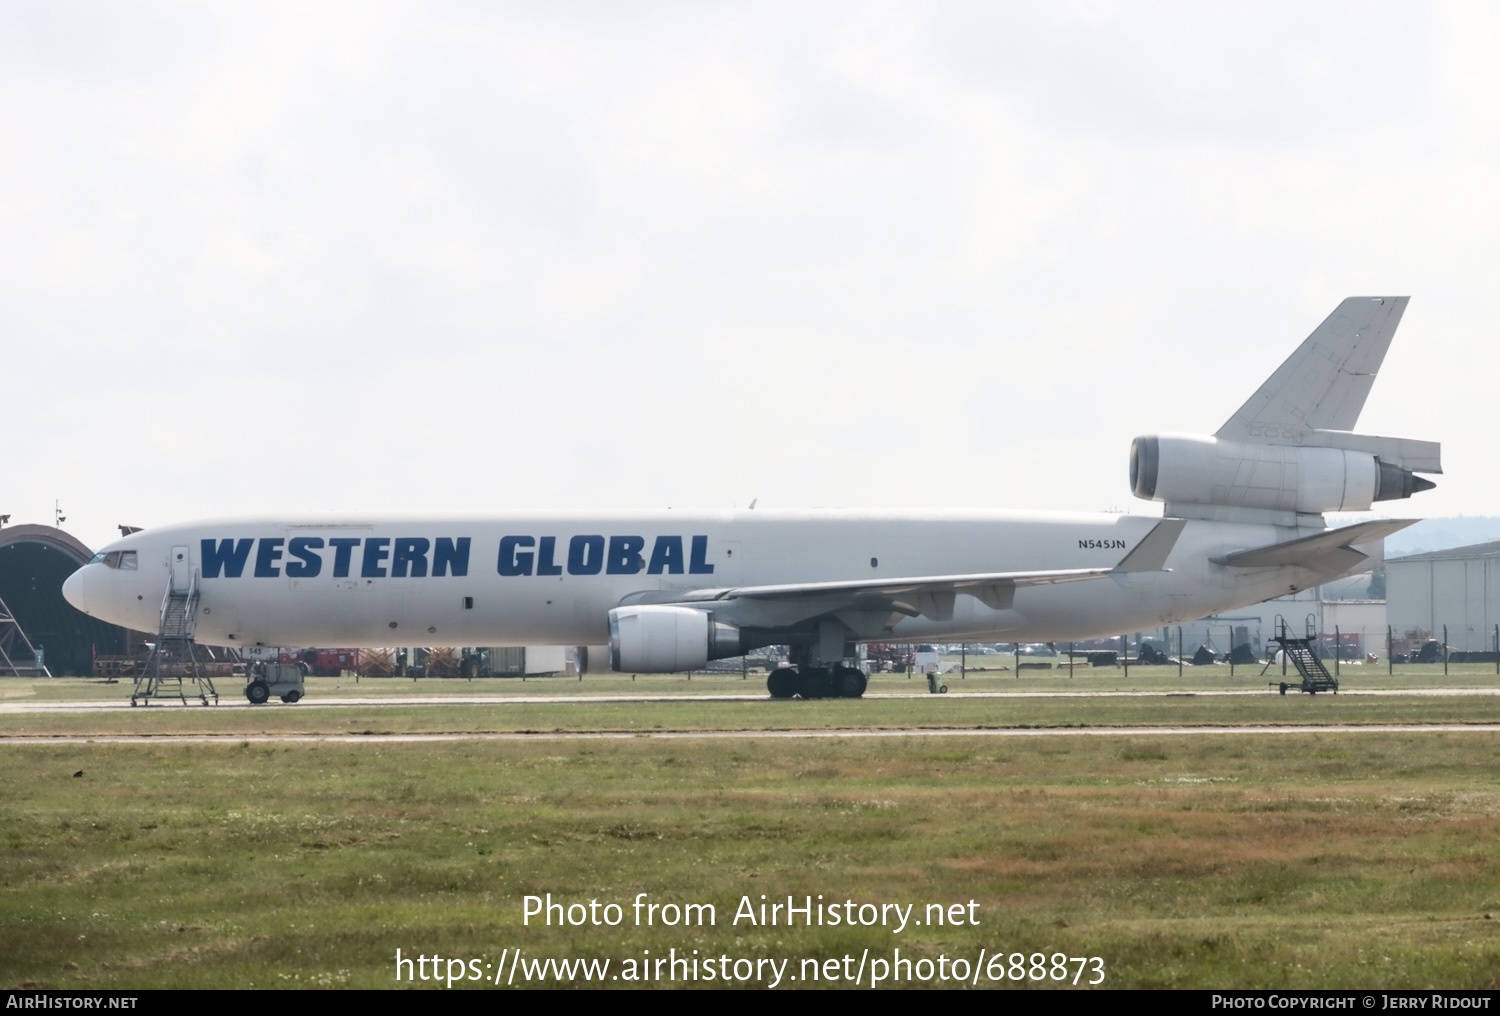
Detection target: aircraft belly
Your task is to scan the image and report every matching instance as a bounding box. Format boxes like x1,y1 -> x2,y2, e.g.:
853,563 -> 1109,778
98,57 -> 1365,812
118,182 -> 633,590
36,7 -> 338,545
224,575 -> 627,648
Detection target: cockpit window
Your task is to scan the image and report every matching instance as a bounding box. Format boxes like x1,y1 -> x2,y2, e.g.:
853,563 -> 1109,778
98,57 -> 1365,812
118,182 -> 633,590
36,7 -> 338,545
119,551 -> 137,570
89,552 -> 106,565
103,552 -> 120,568
98,551 -> 138,569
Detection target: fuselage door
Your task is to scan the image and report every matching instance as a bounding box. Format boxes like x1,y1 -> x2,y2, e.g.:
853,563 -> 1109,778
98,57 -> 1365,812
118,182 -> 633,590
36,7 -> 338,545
170,545 -> 191,594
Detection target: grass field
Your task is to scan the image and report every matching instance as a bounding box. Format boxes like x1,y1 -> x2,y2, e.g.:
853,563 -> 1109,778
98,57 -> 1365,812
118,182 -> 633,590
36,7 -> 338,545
1,672 -> 1498,990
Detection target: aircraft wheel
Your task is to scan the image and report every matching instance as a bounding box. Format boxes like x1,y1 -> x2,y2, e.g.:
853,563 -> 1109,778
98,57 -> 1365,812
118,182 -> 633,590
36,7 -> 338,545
281,690 -> 302,704
246,681 -> 271,705
834,667 -> 867,699
767,668 -> 797,699
799,667 -> 833,699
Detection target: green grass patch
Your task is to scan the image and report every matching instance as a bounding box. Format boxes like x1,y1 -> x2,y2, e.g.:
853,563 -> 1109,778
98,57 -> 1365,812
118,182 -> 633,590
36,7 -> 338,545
3,691 -> 1500,739
2,732 -> 1498,989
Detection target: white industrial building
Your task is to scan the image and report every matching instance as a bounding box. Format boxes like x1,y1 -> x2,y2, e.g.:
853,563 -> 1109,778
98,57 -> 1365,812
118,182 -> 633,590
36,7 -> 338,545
1386,541 -> 1500,652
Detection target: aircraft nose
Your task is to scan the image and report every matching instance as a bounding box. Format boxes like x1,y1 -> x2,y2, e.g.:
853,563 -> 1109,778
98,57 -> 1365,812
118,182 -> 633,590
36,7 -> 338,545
62,567 -> 92,615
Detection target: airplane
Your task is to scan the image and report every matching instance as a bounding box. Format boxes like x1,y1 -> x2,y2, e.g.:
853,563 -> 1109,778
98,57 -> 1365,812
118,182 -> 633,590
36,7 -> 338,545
64,296 -> 1440,702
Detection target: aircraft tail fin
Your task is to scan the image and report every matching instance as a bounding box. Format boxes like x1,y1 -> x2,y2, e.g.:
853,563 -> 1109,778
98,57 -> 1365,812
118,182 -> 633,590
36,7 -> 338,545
1216,296 -> 1409,441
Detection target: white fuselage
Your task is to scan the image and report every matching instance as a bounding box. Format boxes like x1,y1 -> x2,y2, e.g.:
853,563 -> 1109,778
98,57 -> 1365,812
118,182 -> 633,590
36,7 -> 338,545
63,509 -> 1350,649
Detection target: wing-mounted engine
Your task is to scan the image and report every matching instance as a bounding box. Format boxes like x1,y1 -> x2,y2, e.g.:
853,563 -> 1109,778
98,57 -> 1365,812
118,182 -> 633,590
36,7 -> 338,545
1130,433 -> 1437,518
1130,296 -> 1440,523
608,605 -> 743,673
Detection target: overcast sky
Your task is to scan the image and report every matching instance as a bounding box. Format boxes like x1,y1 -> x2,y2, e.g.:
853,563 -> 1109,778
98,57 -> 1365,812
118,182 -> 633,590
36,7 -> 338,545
3,1 -> 1496,552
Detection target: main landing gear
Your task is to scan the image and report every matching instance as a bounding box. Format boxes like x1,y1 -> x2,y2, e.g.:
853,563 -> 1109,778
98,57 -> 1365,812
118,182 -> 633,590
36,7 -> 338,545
767,664 -> 867,700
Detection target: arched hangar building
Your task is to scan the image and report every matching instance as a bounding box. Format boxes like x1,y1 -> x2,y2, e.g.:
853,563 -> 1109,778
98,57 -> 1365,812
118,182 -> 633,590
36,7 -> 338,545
0,524 -> 132,675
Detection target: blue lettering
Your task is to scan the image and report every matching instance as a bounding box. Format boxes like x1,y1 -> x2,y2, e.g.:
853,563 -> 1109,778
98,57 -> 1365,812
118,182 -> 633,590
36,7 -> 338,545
434,537 -> 470,577
201,538 -> 253,579
392,537 -> 430,578
647,535 -> 684,575
489,535 -> 705,578
286,537 -> 323,578
329,538 -> 360,578
362,538 -> 391,578
536,536 -> 563,576
689,535 -> 715,575
568,534 -> 605,575
498,535 -> 534,577
607,535 -> 646,575
254,538 -> 285,578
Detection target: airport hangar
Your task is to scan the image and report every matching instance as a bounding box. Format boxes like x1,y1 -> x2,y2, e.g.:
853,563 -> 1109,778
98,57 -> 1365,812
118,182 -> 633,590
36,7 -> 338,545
1386,539 -> 1500,653
0,524 -> 134,675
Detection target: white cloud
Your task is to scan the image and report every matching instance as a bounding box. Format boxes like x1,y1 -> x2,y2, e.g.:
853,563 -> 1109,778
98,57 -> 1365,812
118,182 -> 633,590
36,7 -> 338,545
1,0 -> 1493,549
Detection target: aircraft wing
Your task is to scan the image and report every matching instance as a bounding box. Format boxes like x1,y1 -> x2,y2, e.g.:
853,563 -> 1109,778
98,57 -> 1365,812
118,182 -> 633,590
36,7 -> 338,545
1213,518 -> 1416,572
629,519 -> 1185,622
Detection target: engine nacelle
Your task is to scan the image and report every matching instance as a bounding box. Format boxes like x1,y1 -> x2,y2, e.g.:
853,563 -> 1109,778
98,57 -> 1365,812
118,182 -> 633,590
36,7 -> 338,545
1130,434 -> 1433,514
608,606 -> 742,673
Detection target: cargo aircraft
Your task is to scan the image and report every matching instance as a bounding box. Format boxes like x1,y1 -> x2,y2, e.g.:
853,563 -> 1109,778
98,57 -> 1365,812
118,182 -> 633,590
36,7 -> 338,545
64,297 -> 1440,700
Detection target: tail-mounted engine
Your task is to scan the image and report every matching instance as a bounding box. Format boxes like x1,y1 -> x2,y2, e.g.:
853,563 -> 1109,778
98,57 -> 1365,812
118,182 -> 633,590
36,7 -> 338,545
1129,297 -> 1443,522
1131,433 -> 1438,516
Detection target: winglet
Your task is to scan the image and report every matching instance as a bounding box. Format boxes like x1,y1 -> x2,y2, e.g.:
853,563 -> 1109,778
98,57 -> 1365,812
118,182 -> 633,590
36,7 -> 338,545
1113,519 -> 1186,573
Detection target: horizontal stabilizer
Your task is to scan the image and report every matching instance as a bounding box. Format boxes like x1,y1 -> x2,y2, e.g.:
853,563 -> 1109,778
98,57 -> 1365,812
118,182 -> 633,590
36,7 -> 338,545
1214,519 -> 1417,571
1300,429 -> 1443,475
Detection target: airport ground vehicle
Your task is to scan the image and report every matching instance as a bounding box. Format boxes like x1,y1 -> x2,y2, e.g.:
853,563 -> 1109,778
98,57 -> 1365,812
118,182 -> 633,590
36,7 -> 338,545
244,661 -> 305,704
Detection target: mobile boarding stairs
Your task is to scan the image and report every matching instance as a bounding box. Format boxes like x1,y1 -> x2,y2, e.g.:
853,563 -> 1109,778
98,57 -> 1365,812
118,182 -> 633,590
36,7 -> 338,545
132,566 -> 218,706
1262,615 -> 1339,696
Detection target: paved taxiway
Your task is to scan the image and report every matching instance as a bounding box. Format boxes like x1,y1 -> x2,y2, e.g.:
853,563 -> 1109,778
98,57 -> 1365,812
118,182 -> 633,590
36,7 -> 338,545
5,686 -> 1500,714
